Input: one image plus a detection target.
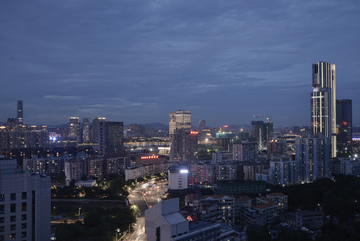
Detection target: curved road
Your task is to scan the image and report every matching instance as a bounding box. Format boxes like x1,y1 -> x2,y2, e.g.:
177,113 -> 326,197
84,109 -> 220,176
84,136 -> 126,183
127,180 -> 167,241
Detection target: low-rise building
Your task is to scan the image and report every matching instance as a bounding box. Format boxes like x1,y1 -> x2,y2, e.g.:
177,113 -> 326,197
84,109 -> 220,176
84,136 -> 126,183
266,193 -> 288,212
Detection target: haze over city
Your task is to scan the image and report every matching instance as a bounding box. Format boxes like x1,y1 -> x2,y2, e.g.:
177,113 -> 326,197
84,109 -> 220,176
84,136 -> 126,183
1,0 -> 359,127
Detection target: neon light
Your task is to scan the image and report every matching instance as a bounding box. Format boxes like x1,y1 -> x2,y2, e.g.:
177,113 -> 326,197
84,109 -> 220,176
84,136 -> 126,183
190,131 -> 198,135
180,170 -> 188,173
141,155 -> 159,160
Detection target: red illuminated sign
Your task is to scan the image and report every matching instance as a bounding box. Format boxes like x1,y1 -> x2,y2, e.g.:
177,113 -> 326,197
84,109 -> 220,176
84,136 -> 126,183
141,154 -> 159,160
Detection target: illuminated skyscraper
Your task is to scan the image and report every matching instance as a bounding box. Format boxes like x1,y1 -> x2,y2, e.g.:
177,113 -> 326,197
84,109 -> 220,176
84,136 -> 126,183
69,117 -> 80,142
311,61 -> 336,157
169,110 -> 196,164
17,100 -> 23,125
336,99 -> 352,155
169,110 -> 191,136
170,129 -> 198,164
83,117 -> 90,143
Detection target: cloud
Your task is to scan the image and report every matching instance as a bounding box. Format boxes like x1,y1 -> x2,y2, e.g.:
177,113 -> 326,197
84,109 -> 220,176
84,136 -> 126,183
44,95 -> 81,100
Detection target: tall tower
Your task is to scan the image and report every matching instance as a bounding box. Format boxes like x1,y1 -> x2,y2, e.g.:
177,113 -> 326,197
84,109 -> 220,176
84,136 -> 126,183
17,100 -> 23,125
83,117 -> 90,143
169,110 -> 191,136
336,99 -> 352,155
69,117 -> 80,142
169,110 -> 195,164
296,133 -> 331,182
99,121 -> 123,155
311,61 -> 336,157
92,117 -> 106,143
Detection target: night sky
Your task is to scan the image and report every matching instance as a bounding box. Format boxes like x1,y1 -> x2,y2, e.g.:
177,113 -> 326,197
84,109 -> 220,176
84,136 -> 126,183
1,0 -> 359,127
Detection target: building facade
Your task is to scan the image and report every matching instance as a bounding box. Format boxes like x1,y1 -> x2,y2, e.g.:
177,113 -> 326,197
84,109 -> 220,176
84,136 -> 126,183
296,133 -> 331,183
232,141 -> 258,162
0,158 -> 50,241
170,129 -> 198,164
99,121 -> 123,155
336,99 -> 352,155
169,110 -> 191,136
311,61 -> 336,157
17,100 -> 23,125
82,117 -> 90,143
69,117 -> 80,143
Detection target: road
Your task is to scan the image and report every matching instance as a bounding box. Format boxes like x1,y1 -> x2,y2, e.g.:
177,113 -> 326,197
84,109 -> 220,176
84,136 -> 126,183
126,180 -> 167,241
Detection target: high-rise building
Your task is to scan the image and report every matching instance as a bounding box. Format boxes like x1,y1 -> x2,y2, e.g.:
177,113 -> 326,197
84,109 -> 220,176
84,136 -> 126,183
17,100 -> 23,125
263,121 -> 273,145
99,121 -> 123,155
82,117 -> 90,143
336,99 -> 352,155
92,117 -> 106,143
251,120 -> 264,148
233,140 -> 258,162
198,119 -> 206,139
170,129 -> 198,164
69,117 -> 80,142
296,133 -> 331,183
169,110 -> 191,136
0,158 -> 50,241
270,156 -> 298,185
311,61 -> 336,157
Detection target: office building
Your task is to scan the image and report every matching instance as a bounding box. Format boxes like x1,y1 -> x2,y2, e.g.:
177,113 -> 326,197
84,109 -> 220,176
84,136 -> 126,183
17,100 -> 23,125
169,110 -> 191,136
82,117 -> 90,143
311,61 -> 336,157
92,117 -> 106,143
99,121 -> 123,155
69,117 -> 80,142
170,129 -> 198,164
296,133 -> 331,183
336,99 -> 352,155
168,166 -> 189,190
0,158 -> 50,241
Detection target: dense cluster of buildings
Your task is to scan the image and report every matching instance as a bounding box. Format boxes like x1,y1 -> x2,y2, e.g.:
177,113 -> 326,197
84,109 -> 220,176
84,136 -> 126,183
0,61 -> 358,240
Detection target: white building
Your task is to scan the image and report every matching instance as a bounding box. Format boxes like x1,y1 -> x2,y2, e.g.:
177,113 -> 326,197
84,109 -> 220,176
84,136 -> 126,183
146,198 -> 235,241
168,166 -> 189,190
0,158 -> 51,241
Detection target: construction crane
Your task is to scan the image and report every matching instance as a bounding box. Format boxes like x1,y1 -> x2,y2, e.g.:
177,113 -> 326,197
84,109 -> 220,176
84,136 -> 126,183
254,114 -> 266,122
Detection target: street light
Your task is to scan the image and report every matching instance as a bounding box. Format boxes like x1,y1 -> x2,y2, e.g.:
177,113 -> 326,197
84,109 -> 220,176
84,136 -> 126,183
115,228 -> 120,241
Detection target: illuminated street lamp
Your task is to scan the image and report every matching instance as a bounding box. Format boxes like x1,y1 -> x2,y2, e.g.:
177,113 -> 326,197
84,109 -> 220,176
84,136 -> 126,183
115,228 -> 120,241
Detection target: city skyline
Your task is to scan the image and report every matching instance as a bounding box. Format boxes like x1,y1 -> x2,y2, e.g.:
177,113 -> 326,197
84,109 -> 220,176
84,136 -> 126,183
1,1 -> 360,127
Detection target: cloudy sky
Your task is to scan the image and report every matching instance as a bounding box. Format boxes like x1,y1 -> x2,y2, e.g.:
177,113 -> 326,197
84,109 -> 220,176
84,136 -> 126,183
1,0 -> 359,127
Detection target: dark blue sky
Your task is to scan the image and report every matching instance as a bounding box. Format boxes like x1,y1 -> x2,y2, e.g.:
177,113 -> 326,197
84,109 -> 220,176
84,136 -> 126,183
1,0 -> 359,127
